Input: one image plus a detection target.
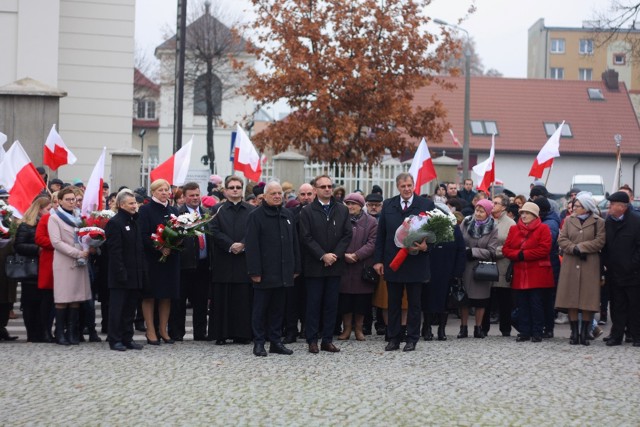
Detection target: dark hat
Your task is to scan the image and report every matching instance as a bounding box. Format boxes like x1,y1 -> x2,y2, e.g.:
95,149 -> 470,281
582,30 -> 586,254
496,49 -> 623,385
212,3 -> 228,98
134,187 -> 147,196
532,197 -> 551,215
49,178 -> 64,186
365,193 -> 383,203
608,191 -> 630,204
0,188 -> 8,197
344,192 -> 365,207
134,194 -> 144,203
252,185 -> 264,196
371,185 -> 383,195
285,198 -> 300,209
529,185 -> 548,198
569,187 -> 581,194
102,182 -> 110,189
36,166 -> 45,175
245,194 -> 256,202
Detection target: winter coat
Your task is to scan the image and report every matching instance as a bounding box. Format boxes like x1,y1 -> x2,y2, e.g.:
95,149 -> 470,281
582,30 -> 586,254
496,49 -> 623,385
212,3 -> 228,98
541,210 -> 561,285
425,225 -> 466,313
14,222 -> 39,286
35,213 -> 54,290
339,213 -> 378,294
299,197 -> 352,277
0,239 -> 16,304
210,201 -> 255,283
105,209 -> 148,291
492,212 -> 516,289
245,202 -> 300,289
48,212 -> 91,303
373,195 -> 435,283
555,214 -> 605,311
460,216 -> 499,300
178,204 -> 209,271
502,218 -> 554,291
602,207 -> 640,287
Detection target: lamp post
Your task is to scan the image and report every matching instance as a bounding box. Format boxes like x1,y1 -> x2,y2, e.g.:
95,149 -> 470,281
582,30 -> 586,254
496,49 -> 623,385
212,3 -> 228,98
138,128 -> 147,160
434,19 -> 471,181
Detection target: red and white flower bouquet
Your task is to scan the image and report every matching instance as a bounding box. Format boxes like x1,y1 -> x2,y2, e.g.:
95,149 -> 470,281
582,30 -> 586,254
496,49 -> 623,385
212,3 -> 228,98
151,211 -> 213,262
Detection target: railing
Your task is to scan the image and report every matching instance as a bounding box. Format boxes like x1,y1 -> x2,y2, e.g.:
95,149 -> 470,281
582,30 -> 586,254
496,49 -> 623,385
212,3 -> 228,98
140,158 -> 158,191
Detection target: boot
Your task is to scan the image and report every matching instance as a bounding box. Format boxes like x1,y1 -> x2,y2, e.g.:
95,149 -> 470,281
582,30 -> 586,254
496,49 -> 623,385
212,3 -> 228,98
473,325 -> 486,338
422,313 -> 433,341
457,325 -> 468,339
569,320 -> 579,345
338,315 -> 352,340
580,320 -> 591,346
55,308 -> 70,346
68,307 -> 80,345
354,315 -> 365,341
437,313 -> 447,341
88,328 -> 102,343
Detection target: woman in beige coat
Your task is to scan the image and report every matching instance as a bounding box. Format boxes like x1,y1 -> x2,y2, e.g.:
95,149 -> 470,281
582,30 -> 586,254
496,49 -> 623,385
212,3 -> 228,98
555,192 -> 605,346
48,187 -> 91,345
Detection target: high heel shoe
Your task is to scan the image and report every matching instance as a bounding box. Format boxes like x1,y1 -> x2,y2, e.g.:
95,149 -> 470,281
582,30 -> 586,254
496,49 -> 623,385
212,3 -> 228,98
159,335 -> 175,344
145,334 -> 160,346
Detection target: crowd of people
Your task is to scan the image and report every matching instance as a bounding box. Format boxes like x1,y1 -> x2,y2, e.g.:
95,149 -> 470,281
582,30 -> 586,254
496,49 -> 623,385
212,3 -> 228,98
1,171 -> 639,355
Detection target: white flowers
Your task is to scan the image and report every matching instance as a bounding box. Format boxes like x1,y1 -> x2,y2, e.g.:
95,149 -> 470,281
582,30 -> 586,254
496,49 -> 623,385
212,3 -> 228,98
91,209 -> 115,219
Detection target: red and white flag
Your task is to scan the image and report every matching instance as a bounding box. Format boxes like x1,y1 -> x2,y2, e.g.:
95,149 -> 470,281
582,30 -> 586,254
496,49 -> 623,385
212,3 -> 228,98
408,137 -> 437,194
448,129 -> 462,148
529,121 -> 563,179
234,125 -> 262,182
43,124 -> 77,171
150,137 -> 193,186
0,141 -> 46,216
81,147 -> 106,217
0,132 -> 7,164
472,134 -> 496,193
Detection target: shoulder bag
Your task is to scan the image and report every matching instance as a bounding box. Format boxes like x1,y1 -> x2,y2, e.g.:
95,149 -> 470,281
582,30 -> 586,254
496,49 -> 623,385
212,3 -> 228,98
473,254 -> 499,282
5,253 -> 38,280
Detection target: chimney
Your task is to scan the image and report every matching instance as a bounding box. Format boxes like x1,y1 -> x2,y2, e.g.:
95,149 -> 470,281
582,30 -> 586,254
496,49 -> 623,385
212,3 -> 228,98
602,69 -> 619,90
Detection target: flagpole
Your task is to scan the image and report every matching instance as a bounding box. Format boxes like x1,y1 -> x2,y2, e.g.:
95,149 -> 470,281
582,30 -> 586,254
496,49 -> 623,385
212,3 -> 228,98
544,163 -> 554,187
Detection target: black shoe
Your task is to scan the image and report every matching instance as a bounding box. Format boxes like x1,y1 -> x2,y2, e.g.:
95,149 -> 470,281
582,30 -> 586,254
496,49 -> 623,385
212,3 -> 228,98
145,335 -> 160,346
625,333 -> 633,343
437,313 -> 448,341
215,339 -> 226,345
403,342 -> 416,352
172,336 -> 184,342
54,308 -> 69,346
606,339 -> 623,347
531,336 -> 542,343
580,320 -> 591,346
67,308 -> 80,345
569,321 -> 579,345
603,335 -> 612,342
232,338 -> 251,344
363,327 -> 372,336
269,342 -> 293,355
123,341 -> 143,350
160,336 -> 175,344
253,343 -> 267,357
0,328 -> 18,341
134,321 -> 146,332
541,331 -> 554,339
516,335 -> 530,342
457,326 -> 468,339
88,330 -> 102,343
376,326 -> 386,336
282,334 -> 297,344
193,336 -> 207,341
422,325 -> 433,341
385,341 -> 400,351
109,342 -> 127,351
633,342 -> 640,347
473,326 -> 486,339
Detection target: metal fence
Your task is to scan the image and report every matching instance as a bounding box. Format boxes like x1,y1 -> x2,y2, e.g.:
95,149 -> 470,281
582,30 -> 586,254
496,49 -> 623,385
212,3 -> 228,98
141,159 -> 158,191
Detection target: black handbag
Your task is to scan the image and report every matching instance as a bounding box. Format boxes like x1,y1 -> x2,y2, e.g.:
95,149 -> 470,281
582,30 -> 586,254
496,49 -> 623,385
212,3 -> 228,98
473,256 -> 499,282
505,261 -> 514,283
5,253 -> 38,280
361,265 -> 380,284
447,277 -> 468,308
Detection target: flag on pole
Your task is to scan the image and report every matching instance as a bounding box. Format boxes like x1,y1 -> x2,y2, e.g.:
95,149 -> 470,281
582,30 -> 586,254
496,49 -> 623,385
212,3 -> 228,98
611,151 -> 622,193
529,121 -> 564,179
43,124 -> 77,170
0,141 -> 46,216
0,132 -> 7,164
448,129 -> 462,148
81,147 -> 106,217
150,137 -> 193,186
408,137 -> 437,194
472,134 -> 496,193
234,125 -> 262,182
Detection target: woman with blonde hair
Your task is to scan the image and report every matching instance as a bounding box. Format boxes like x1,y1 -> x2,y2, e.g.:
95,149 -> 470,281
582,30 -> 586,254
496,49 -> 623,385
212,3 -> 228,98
137,179 -> 180,345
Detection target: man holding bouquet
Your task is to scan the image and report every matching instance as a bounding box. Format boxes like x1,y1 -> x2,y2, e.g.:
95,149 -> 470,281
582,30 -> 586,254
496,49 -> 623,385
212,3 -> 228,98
373,173 -> 434,352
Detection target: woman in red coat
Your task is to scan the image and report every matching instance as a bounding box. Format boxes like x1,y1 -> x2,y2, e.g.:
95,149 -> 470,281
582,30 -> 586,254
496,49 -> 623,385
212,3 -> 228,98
35,209 -> 55,342
503,202 -> 554,342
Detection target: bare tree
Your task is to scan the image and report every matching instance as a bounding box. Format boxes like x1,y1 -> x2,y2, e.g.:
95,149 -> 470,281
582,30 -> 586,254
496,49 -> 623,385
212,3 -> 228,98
593,1 -> 640,63
441,36 -> 485,77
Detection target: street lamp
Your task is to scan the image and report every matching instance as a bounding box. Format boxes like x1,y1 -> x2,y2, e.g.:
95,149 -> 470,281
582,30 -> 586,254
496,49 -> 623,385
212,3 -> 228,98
434,19 -> 471,181
138,128 -> 147,160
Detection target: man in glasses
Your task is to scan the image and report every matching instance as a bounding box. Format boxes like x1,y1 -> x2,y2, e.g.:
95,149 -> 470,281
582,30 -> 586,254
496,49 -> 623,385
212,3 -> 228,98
300,175 -> 352,353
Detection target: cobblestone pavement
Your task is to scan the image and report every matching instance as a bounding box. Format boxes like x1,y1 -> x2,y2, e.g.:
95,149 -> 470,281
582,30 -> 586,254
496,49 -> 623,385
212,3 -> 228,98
2,313 -> 639,426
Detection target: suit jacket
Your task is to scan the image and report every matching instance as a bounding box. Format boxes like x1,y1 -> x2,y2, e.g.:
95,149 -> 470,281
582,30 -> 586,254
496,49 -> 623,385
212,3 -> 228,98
373,195 -> 435,283
603,207 -> 640,287
105,209 -> 147,290
178,204 -> 208,271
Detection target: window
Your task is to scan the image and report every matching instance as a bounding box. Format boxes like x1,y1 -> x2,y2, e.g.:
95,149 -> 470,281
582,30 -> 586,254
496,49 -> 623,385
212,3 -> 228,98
194,73 -> 222,116
579,68 -> 593,81
470,120 -> 499,136
550,38 -> 565,53
587,88 -> 604,100
135,99 -> 156,120
550,67 -> 564,80
579,39 -> 594,55
544,122 -> 573,137
613,53 -> 626,65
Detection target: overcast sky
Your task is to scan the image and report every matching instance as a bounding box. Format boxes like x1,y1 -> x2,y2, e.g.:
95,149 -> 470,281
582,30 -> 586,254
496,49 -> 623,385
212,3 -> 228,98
135,0 -> 611,78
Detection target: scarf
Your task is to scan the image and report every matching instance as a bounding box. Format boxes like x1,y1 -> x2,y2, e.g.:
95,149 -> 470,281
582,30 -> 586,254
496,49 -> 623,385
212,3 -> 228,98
464,215 -> 495,239
55,206 -> 82,228
517,217 -> 542,238
152,196 -> 168,207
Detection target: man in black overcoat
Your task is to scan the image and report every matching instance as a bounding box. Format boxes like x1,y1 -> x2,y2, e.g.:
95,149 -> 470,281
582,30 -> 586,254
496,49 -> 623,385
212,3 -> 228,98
105,190 -> 147,351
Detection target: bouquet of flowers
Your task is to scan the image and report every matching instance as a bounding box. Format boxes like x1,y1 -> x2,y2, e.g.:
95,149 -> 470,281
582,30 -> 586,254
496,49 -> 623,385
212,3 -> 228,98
389,204 -> 457,272
74,210 -> 114,265
151,211 -> 213,262
0,199 -> 16,248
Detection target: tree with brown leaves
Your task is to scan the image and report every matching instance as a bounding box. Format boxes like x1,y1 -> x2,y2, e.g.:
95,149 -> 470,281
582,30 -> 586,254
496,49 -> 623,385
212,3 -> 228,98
242,0 -> 460,164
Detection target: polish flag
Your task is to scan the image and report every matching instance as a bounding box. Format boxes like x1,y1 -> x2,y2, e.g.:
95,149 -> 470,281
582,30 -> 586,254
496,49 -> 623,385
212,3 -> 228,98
448,129 -> 462,148
234,125 -> 262,182
81,147 -> 106,217
408,138 -> 437,194
0,132 -> 7,164
529,121 -> 563,179
472,134 -> 496,193
0,141 -> 46,216
43,124 -> 77,171
150,137 -> 193,186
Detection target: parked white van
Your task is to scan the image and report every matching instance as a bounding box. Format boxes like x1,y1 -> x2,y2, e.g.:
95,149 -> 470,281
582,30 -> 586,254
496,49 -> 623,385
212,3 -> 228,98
571,175 -> 606,203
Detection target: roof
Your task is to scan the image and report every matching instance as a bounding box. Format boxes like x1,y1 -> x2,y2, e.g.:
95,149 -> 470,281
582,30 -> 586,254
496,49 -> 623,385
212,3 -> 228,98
134,68 -> 159,94
0,77 -> 66,97
412,76 -> 640,156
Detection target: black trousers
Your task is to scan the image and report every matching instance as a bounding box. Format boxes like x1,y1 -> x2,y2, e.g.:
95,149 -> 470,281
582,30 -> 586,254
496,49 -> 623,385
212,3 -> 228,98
284,275 -> 306,335
170,260 -> 210,339
252,287 -> 285,345
21,282 -> 43,342
388,281 -> 422,343
610,285 -> 640,341
482,287 -> 513,336
108,288 -> 140,344
305,276 -> 340,344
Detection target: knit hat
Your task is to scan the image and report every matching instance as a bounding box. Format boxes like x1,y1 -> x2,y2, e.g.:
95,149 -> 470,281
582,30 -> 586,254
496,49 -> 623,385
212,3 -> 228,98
529,185 -> 548,199
475,199 -> 493,215
532,197 -> 551,216
201,195 -> 217,208
344,192 -> 365,207
371,185 -> 383,195
519,201 -> 540,217
607,191 -> 630,204
285,198 -> 300,209
575,191 -> 598,214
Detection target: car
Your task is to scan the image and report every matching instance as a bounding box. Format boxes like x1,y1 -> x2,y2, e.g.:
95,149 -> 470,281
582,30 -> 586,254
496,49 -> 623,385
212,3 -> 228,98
597,198 -> 640,218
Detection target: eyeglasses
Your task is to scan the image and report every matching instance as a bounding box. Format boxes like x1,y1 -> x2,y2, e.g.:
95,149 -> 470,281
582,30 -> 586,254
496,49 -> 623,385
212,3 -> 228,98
366,202 -> 381,207
299,192 -> 313,196
227,186 -> 243,190
62,198 -> 76,202
317,185 -> 333,190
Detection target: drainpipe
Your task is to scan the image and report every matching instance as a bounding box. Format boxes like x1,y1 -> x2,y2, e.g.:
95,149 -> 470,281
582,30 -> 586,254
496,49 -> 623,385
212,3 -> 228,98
633,158 -> 640,195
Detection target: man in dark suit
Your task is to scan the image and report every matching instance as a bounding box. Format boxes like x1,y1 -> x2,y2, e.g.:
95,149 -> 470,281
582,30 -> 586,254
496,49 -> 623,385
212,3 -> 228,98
373,172 -> 434,352
245,181 -> 301,357
169,182 -> 209,341
105,190 -> 147,351
300,175 -> 352,354
209,175 -> 255,345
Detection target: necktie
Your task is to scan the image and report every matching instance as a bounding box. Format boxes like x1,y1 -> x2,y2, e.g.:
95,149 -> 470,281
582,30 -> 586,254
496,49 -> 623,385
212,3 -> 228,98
323,204 -> 331,215
403,200 -> 409,211
198,234 -> 205,250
